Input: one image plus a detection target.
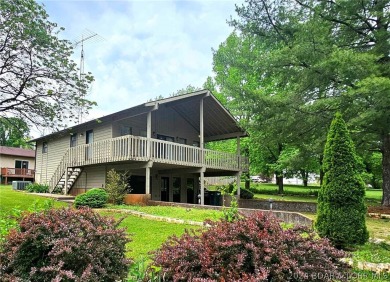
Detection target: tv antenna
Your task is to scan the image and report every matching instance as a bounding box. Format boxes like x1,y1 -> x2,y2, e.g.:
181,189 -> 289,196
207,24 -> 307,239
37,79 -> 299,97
73,29 -> 104,123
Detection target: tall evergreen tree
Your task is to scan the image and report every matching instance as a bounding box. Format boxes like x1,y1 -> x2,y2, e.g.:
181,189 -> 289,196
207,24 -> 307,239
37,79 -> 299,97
316,113 -> 368,248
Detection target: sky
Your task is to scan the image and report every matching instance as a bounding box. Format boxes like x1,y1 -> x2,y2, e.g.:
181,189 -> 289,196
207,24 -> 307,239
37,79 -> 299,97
40,0 -> 243,123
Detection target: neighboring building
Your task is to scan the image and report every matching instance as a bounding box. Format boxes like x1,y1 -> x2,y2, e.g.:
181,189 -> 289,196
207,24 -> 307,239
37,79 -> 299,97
0,146 -> 35,184
32,90 -> 248,205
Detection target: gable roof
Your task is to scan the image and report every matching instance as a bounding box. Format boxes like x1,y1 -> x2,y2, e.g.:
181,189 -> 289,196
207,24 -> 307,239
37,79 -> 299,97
0,146 -> 35,158
32,90 -> 247,142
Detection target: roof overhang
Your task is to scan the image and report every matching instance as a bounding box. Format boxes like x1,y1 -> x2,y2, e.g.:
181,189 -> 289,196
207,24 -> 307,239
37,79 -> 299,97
32,90 -> 247,143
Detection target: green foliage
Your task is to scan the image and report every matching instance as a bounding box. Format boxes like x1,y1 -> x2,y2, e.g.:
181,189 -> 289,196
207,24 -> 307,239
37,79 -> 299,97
0,200 -> 55,245
219,183 -> 240,222
105,169 -> 130,205
0,208 -> 131,281
316,113 -> 368,248
0,0 -> 94,129
25,183 -> 49,193
214,0 -> 390,205
0,118 -> 32,148
74,188 -> 108,208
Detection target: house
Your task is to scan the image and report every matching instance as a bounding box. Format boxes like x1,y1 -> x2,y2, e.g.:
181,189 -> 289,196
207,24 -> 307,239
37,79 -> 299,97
0,146 -> 35,184
32,90 -> 248,205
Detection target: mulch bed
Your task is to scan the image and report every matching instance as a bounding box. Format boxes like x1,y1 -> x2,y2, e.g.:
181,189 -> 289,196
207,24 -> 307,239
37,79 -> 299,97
368,205 -> 390,215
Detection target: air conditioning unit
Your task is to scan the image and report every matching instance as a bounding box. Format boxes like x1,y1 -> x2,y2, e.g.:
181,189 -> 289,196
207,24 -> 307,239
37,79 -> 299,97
12,181 -> 32,190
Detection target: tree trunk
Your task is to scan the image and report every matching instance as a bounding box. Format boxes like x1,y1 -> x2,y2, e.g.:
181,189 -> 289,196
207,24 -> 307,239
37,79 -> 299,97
382,134 -> 390,206
276,174 -> 284,194
319,155 -> 324,186
301,169 -> 308,187
245,172 -> 250,190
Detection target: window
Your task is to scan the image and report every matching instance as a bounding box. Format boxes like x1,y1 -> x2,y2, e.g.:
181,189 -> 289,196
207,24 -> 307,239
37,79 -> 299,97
42,142 -> 48,153
70,133 -> 77,147
15,160 -> 29,169
177,137 -> 187,144
120,125 -> 132,136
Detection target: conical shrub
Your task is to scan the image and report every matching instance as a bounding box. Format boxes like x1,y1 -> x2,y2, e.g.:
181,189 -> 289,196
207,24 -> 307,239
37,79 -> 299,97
316,113 -> 368,248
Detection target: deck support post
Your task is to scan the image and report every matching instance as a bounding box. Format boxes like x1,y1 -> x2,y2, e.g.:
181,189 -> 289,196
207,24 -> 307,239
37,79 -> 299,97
145,165 -> 151,194
146,110 -> 153,196
200,167 -> 205,205
236,171 -> 241,199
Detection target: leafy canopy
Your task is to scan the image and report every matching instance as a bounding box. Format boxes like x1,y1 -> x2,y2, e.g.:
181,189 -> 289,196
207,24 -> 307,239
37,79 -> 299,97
0,0 -> 95,130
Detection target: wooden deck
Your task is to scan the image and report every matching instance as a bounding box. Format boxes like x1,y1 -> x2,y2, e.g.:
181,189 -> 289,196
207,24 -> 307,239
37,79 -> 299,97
1,168 -> 35,183
49,135 -> 248,191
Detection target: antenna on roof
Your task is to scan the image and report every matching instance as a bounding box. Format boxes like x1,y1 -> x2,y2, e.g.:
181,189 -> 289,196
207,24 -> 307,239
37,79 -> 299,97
73,29 -> 105,124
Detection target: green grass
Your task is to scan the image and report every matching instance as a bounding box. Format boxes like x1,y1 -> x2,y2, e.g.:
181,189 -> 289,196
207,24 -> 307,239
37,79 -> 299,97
0,185 -> 67,212
101,211 -> 198,260
248,183 -> 382,205
352,242 -> 390,264
109,204 -> 224,222
2,183 -> 389,279
303,212 -> 390,241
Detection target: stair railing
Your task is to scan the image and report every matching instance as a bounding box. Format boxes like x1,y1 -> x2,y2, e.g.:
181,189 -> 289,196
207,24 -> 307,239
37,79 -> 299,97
48,149 -> 70,193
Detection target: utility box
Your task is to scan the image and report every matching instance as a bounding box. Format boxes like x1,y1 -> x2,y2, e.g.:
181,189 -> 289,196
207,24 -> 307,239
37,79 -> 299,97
12,181 -> 32,190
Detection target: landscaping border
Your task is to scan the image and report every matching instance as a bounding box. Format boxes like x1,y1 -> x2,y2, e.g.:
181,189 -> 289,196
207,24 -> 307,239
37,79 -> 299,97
148,200 -> 313,226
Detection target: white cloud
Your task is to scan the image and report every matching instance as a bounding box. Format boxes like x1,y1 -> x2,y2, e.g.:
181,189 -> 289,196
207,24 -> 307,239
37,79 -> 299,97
41,0 -> 242,125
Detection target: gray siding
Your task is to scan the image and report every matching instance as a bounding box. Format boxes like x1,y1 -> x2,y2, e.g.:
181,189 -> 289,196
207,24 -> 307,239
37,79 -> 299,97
35,137 -> 69,184
73,165 -> 106,189
35,123 -> 112,184
153,107 -> 199,145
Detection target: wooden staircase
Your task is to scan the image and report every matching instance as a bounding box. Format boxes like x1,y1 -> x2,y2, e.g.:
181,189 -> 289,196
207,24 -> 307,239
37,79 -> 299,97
55,167 -> 82,194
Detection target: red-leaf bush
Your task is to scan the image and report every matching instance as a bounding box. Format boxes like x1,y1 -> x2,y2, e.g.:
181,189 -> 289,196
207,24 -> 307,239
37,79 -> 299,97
151,212 -> 350,281
0,207 -> 131,282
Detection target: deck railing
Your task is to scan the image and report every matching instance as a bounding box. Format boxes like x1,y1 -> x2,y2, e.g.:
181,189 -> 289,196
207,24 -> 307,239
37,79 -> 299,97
48,135 -> 248,191
63,135 -> 248,170
1,168 -> 35,177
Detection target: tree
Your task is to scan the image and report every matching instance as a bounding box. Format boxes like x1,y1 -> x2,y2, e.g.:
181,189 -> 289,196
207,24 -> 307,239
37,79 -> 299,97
212,32 -> 327,193
0,117 -> 31,148
231,0 -> 390,206
316,113 -> 368,248
0,0 -> 94,130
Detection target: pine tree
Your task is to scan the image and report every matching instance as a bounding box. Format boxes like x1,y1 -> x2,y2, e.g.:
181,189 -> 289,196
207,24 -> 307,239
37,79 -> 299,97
316,113 -> 368,248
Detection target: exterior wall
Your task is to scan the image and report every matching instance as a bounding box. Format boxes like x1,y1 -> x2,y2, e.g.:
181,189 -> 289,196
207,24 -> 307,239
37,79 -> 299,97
112,107 -> 200,145
70,165 -> 107,196
112,115 -> 146,138
35,123 -> 112,184
153,106 -> 200,145
150,172 -> 199,203
0,155 -> 35,169
35,137 -> 68,184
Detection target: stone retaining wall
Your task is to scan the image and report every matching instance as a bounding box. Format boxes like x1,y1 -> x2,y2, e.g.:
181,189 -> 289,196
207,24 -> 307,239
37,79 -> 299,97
148,200 -> 313,226
238,199 -> 317,213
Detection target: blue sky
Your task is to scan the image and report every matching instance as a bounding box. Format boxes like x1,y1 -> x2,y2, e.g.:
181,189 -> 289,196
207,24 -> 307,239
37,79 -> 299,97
40,0 -> 242,121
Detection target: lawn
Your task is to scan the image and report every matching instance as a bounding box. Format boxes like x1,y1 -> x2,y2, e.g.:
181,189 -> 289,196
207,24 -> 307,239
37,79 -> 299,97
1,184 -> 389,281
101,211 -> 197,260
0,185 -> 67,212
109,204 -> 224,222
249,183 -> 383,205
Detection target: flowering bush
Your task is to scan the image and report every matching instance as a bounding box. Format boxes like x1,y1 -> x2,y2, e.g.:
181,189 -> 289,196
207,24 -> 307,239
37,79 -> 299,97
151,212 -> 350,281
0,207 -> 131,282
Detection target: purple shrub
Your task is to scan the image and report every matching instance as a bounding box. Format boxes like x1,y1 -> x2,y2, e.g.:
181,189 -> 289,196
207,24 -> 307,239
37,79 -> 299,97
151,212 -> 350,281
0,207 -> 131,282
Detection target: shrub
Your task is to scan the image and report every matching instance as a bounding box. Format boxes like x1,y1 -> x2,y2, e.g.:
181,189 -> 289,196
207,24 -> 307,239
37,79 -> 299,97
74,188 -> 108,208
150,212 -> 350,281
25,183 -> 49,193
104,169 -> 130,205
316,113 -> 368,248
239,187 -> 254,199
0,207 -> 131,282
